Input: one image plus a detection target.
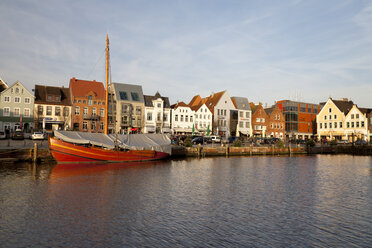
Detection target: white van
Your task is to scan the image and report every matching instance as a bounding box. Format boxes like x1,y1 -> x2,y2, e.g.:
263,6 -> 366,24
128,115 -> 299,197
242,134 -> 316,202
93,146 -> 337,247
210,135 -> 221,143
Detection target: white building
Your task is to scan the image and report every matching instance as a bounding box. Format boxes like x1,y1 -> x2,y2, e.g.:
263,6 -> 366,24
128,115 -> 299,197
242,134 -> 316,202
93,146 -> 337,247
231,96 -> 252,136
143,92 -> 171,133
191,102 -> 213,135
171,102 -> 194,134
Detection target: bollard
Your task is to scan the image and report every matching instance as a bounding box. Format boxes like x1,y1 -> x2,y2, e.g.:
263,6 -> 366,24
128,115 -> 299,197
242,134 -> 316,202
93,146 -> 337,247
226,144 -> 229,157
197,144 -> 201,158
272,144 -> 274,155
33,143 -> 38,163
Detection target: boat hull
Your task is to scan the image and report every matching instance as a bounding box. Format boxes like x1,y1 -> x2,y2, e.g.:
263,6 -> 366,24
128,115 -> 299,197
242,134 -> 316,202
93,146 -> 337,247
49,137 -> 169,163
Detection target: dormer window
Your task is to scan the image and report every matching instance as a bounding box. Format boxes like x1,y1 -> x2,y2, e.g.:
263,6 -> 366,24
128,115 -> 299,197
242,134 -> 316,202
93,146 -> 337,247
15,88 -> 19,94
55,96 -> 60,102
88,95 -> 93,105
47,95 -> 52,101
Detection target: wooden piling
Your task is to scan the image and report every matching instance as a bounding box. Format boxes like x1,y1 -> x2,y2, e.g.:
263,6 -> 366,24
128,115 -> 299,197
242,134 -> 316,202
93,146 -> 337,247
33,143 -> 38,163
226,144 -> 229,157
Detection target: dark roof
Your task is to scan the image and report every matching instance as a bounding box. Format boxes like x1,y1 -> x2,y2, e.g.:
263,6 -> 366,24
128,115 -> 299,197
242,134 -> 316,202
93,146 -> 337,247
332,99 -> 354,115
144,92 -> 170,108
111,82 -> 144,103
34,85 -> 72,106
264,107 -> 274,115
231,97 -> 251,110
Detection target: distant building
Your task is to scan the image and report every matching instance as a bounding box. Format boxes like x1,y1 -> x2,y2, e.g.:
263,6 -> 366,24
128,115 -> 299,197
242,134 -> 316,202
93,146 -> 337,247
171,102 -> 194,134
251,103 -> 268,138
231,96 -> 252,137
0,80 -> 34,133
109,83 -> 145,134
69,78 -> 106,133
264,104 -> 285,139
276,100 -> 319,139
34,85 -> 72,131
143,92 -> 171,133
316,98 -> 370,142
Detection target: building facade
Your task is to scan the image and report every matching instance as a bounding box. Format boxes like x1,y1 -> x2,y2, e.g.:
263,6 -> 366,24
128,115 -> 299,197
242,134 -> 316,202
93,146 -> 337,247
69,78 -> 106,133
110,83 -> 145,134
276,100 -> 319,140
191,102 -> 213,135
143,92 -> 171,133
265,104 -> 285,139
171,102 -> 194,134
251,104 -> 268,137
316,98 -> 370,142
231,97 -> 252,137
34,85 -> 72,131
0,81 -> 34,134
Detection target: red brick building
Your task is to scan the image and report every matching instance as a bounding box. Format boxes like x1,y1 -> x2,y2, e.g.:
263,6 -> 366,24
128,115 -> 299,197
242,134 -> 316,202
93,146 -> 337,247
265,104 -> 285,139
251,104 -> 269,137
69,78 -> 106,132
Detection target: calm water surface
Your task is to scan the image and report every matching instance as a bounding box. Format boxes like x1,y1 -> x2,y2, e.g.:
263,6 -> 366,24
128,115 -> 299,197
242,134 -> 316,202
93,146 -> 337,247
0,155 -> 372,247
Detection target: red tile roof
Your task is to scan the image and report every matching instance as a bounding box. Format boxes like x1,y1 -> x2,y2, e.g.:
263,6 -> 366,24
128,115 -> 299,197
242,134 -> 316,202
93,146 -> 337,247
188,95 -> 202,106
203,91 -> 225,114
69,77 -> 106,99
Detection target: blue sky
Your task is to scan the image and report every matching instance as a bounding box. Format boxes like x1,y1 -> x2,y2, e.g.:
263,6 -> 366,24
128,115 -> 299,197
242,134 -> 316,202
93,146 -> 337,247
1,0 -> 372,107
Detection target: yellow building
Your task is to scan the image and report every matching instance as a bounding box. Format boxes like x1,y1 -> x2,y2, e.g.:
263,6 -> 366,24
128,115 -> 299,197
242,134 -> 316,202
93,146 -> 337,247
317,98 -> 369,142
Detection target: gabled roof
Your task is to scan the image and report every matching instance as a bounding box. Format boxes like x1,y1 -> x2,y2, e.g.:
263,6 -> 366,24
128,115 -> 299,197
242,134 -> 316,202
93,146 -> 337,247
359,107 -> 372,115
170,101 -> 188,109
264,107 -> 274,115
332,99 -> 354,115
231,97 -> 251,111
0,77 -> 8,93
144,92 -> 170,108
189,95 -> 202,106
111,82 -> 144,103
69,77 -> 105,99
34,85 -> 72,106
203,90 -> 225,114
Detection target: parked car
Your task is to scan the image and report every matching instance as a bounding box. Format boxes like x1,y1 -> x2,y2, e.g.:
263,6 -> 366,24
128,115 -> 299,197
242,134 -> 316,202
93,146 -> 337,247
210,135 -> 221,143
192,136 -> 204,145
203,137 -> 212,143
30,132 -> 45,140
12,129 -> 24,140
0,131 -> 6,139
228,136 -> 238,143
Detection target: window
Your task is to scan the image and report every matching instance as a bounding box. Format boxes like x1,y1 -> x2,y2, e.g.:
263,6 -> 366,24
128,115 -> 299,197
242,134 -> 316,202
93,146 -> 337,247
277,115 -> 280,120
329,108 -> 332,113
100,122 -> 104,130
55,96 -> 60,101
164,114 -> 168,122
356,114 -> 359,119
55,107 -> 61,116
370,117 -> 372,125
256,118 -> 260,122
347,122 -> 350,128
239,112 -> 243,117
94,101 -> 97,105
119,91 -> 128,100
340,122 -> 343,128
100,108 -> 104,117
3,107 -> 10,116
78,100 -> 82,103
92,108 -> 97,116
324,123 -> 327,129
217,109 -> 220,115
83,107 -> 88,115
88,96 -> 93,105
24,108 -> 30,117
83,121 -> 88,130
324,116 -> 327,120
14,108 -> 20,116
329,115 -> 332,120
334,122 -> 337,128
63,107 -> 69,116
131,92 -> 140,101
190,116 -> 193,122
186,115 -> 189,122
181,115 -> 184,122
351,122 -> 354,128
320,123 -> 322,129
132,116 -> 136,126
329,123 -> 332,128
239,121 -> 244,128
47,95 -> 52,101
136,107 -> 141,115
245,121 -> 250,128
157,103 -> 161,108
356,122 -> 359,128
246,112 -> 250,118
91,121 -> 96,130
75,106 -> 80,115
4,96 -> 10,102
25,97 -> 30,104
122,104 -> 128,114
334,114 -> 337,119
122,116 -> 128,125
38,106 -> 43,115
46,106 -> 52,116
15,88 -> 19,94
147,113 -> 152,121
351,114 -> 354,119
224,110 -> 227,116
361,121 -> 365,128
74,99 -> 77,103
15,97 -> 20,103
83,100 -> 86,104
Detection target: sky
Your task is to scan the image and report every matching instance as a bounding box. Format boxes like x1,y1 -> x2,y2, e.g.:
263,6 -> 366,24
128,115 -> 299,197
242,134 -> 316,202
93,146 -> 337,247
1,0 -> 372,107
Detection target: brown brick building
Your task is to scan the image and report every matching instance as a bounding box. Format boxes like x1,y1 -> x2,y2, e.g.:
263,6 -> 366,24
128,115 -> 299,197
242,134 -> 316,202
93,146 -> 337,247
265,104 -> 285,139
69,78 -> 106,132
251,103 -> 268,137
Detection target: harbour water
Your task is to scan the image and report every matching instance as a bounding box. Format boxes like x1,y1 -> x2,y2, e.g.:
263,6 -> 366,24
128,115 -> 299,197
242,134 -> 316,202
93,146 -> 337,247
0,155 -> 372,247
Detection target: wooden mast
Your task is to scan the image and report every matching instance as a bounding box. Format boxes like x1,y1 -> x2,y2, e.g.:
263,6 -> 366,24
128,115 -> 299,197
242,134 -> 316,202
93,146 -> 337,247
104,35 -> 110,134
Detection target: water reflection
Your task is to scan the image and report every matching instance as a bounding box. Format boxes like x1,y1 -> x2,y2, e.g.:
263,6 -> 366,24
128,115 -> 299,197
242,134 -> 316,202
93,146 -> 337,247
0,155 -> 371,247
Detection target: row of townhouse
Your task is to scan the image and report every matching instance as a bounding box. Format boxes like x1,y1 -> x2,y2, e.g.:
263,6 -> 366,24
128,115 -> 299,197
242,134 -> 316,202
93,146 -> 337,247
1,76 -> 371,141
